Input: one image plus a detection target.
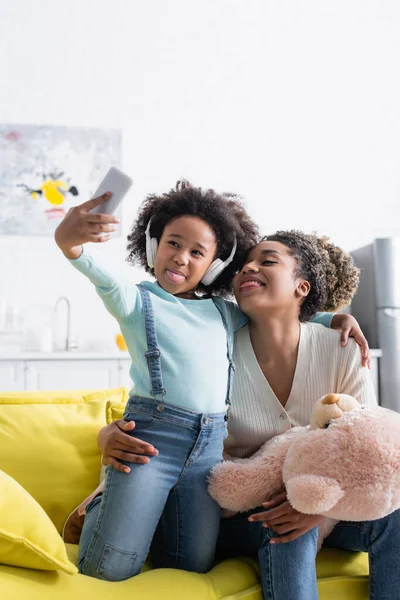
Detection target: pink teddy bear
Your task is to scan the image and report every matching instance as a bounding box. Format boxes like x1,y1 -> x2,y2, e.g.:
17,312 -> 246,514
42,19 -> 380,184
208,394 -> 400,548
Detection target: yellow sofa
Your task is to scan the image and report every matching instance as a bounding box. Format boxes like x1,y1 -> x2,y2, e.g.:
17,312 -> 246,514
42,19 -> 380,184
0,389 -> 369,600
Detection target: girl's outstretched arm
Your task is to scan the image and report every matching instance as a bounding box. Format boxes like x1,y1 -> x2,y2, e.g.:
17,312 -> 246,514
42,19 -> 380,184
55,194 -> 136,320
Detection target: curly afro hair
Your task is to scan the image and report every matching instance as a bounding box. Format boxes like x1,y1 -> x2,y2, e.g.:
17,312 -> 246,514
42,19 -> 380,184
126,181 -> 259,298
262,230 -> 328,322
313,235 -> 360,312
261,230 -> 360,321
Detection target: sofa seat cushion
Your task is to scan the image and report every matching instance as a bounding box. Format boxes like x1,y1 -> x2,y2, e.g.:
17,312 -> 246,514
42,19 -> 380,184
0,544 -> 368,600
0,388 -> 127,533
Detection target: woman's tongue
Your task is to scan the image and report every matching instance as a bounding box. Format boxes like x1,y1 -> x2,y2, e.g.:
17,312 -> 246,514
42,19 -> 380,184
167,269 -> 185,283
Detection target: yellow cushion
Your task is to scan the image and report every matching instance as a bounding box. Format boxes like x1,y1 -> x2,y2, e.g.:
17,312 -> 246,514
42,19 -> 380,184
0,388 -> 128,533
105,399 -> 126,424
0,468 -> 77,574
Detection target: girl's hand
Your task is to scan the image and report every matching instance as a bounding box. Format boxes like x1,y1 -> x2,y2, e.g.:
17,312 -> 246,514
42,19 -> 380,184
98,420 -> 159,474
331,314 -> 371,368
248,491 -> 324,544
54,193 -> 120,259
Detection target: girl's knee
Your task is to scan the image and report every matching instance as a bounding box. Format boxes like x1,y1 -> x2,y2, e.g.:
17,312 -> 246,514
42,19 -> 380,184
80,544 -> 142,581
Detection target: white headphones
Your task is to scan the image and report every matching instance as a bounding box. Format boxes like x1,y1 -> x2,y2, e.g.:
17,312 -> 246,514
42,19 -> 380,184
145,218 -> 159,269
145,218 -> 237,286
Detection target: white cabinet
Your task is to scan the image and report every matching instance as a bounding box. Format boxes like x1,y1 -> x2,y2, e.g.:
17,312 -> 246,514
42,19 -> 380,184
0,354 -> 131,392
0,361 -> 24,391
24,360 -> 120,391
117,359 -> 132,390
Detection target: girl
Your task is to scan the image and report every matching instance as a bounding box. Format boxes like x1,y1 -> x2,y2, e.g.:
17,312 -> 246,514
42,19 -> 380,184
55,180 -> 259,581
55,183 -> 353,581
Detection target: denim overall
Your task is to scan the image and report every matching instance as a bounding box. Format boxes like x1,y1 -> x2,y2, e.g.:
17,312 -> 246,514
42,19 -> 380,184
79,285 -> 234,581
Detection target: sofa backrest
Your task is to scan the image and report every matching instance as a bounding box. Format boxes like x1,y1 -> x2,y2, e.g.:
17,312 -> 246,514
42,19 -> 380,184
0,388 -> 127,533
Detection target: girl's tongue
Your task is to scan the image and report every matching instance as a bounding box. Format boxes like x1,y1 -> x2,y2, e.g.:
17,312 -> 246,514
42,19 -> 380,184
166,269 -> 185,283
240,280 -> 262,290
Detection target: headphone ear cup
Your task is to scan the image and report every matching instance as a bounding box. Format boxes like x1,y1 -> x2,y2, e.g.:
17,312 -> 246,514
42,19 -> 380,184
201,234 -> 237,287
146,237 -> 158,268
150,238 -> 158,268
201,259 -> 224,286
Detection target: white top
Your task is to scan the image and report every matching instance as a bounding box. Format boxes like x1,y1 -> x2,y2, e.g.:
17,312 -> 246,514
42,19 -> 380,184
225,323 -> 377,458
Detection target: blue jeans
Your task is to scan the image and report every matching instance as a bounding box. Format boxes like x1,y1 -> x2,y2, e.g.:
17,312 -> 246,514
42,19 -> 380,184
217,508 -> 400,600
78,398 -> 227,581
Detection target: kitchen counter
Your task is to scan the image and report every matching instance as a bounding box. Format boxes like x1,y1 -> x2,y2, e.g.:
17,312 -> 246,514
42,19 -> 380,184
0,349 -> 383,360
0,350 -> 382,397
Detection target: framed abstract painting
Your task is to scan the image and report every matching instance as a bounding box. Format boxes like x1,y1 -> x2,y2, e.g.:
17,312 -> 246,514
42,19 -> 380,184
0,124 -> 121,236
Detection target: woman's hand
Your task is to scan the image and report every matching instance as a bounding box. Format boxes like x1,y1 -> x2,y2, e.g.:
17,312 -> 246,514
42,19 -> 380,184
331,314 -> 371,368
54,193 -> 120,259
248,491 -> 324,544
98,420 -> 159,474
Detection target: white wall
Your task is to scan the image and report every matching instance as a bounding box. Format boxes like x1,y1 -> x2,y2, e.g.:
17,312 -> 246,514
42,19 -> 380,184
1,0 -> 400,350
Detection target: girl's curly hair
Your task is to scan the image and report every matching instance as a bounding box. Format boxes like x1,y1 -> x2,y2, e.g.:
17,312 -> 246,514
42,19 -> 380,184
126,182 -> 259,297
261,230 -> 360,321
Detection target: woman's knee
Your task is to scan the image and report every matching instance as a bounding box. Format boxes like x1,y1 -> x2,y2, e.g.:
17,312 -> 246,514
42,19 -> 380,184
261,525 -> 319,548
372,506 -> 400,539
175,549 -> 215,574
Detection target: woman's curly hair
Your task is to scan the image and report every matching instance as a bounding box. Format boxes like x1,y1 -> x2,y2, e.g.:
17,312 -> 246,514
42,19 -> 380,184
261,230 -> 360,321
313,235 -> 360,312
126,181 -> 259,297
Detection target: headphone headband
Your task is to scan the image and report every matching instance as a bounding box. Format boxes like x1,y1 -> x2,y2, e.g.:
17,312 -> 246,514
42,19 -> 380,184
225,235 -> 237,263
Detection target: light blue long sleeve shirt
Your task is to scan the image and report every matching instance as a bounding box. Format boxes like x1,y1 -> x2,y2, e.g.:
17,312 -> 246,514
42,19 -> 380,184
68,249 -> 333,413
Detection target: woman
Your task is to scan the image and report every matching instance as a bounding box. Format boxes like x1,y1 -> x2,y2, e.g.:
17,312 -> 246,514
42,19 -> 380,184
65,231 -> 391,599
215,232 -> 399,600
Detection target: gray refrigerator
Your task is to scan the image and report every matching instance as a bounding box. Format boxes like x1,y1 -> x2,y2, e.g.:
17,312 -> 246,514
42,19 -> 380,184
351,238 -> 400,411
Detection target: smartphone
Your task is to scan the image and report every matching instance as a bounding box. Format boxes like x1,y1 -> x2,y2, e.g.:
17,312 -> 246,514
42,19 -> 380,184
89,166 -> 133,214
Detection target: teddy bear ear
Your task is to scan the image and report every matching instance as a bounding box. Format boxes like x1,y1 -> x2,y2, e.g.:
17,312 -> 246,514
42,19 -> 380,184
286,474 -> 344,515
321,393 -> 340,405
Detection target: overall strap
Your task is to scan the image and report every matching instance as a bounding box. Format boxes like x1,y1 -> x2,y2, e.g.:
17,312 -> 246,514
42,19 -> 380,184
212,297 -> 236,419
137,285 -> 166,404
